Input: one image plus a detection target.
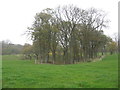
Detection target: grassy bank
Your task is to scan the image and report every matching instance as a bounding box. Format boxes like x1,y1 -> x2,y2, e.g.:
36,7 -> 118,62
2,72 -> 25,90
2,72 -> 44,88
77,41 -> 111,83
2,54 -> 118,88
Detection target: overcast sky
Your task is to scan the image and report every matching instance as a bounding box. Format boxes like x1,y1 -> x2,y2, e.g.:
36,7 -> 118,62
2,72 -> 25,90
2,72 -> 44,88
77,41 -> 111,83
0,0 -> 119,45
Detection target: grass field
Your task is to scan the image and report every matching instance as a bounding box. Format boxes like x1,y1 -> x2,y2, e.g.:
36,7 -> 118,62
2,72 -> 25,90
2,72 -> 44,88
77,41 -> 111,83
2,54 -> 118,88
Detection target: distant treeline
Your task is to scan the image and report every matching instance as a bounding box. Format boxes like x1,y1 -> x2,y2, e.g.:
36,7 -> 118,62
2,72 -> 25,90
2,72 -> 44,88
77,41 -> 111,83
0,40 -> 23,55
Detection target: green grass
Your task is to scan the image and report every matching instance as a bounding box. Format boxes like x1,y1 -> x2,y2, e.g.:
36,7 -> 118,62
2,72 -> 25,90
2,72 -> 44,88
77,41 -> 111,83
2,54 -> 118,88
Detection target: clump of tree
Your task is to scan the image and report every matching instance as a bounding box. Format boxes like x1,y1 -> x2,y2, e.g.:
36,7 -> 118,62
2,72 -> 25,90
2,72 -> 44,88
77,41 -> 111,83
22,43 -> 33,60
106,38 -> 118,55
26,5 -> 116,64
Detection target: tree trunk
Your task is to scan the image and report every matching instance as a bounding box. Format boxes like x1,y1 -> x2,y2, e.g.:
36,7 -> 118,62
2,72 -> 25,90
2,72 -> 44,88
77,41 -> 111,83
46,52 -> 49,63
63,48 -> 68,64
52,50 -> 56,64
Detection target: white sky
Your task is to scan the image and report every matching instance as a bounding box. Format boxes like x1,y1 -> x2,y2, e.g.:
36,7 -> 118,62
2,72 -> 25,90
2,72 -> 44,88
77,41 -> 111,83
0,0 -> 119,45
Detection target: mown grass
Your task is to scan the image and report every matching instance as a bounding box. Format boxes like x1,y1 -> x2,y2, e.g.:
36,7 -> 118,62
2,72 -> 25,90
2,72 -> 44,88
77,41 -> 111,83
2,54 -> 118,88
